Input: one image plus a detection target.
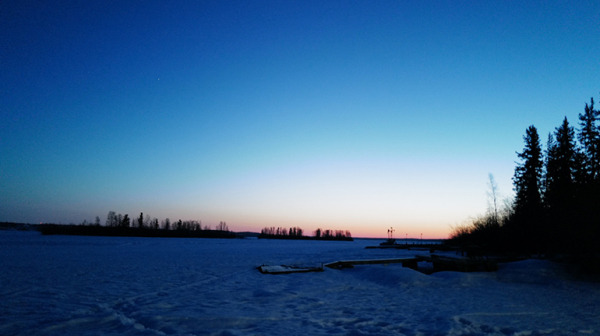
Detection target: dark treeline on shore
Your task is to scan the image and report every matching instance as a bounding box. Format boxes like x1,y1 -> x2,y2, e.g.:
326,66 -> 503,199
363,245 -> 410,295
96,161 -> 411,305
0,222 -> 37,230
38,211 -> 238,239
450,95 -> 600,259
258,226 -> 353,241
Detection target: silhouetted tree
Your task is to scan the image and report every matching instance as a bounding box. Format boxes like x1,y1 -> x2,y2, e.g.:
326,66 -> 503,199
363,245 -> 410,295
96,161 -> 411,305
513,126 -> 543,214
486,173 -> 500,227
538,119 -> 579,250
576,97 -> 600,252
451,94 -> 600,256
121,214 -> 130,228
143,214 -> 153,228
544,119 -> 578,212
578,97 -> 600,181
216,221 -> 229,231
138,212 -> 144,229
106,211 -> 117,227
511,125 -> 543,248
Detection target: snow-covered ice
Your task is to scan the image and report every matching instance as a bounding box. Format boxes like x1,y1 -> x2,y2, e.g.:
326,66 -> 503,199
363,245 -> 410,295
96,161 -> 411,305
1,230 -> 599,335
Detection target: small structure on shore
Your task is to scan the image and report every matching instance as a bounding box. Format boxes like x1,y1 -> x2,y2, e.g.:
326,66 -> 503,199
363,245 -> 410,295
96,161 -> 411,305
380,227 -> 396,246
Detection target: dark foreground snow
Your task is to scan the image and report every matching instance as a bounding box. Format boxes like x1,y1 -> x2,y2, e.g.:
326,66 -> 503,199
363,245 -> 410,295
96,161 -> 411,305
1,231 -> 599,335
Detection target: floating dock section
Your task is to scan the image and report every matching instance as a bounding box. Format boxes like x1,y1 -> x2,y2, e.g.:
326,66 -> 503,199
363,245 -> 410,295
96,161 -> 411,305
324,255 -> 497,272
324,258 -> 418,269
259,254 -> 497,274
258,265 -> 324,274
365,244 -> 452,253
420,254 -> 498,272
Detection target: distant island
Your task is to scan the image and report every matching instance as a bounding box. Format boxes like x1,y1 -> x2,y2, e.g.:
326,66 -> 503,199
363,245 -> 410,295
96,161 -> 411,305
258,226 -> 353,241
1,211 -> 240,239
37,224 -> 239,239
0,216 -> 353,242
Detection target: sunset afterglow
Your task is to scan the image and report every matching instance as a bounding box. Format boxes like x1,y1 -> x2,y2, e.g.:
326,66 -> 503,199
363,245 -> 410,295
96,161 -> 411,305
2,1 -> 598,238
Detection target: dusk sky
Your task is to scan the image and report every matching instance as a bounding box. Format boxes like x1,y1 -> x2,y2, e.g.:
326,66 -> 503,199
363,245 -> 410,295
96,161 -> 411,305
2,1 -> 599,238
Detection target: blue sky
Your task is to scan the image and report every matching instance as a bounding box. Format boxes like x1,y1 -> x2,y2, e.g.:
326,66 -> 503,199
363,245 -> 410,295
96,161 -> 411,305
1,1 -> 599,237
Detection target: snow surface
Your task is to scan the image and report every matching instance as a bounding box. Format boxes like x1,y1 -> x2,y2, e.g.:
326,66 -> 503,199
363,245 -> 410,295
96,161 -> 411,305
1,231 -> 599,336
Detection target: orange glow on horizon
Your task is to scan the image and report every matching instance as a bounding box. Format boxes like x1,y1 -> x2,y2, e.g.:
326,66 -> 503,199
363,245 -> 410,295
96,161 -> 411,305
231,222 -> 450,240
349,228 -> 449,240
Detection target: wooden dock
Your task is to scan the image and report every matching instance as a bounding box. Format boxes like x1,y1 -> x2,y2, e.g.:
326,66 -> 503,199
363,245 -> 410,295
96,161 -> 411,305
323,254 -> 497,272
258,265 -> 324,274
324,258 -> 418,269
418,254 -> 498,272
259,253 -> 498,275
365,244 -> 453,253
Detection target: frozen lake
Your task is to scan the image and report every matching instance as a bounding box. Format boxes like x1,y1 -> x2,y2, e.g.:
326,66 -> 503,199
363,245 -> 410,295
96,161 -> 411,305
1,230 -> 599,335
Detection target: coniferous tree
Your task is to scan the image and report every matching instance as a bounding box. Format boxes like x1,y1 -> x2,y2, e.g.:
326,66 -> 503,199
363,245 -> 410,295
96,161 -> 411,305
138,212 -> 144,229
511,125 -> 544,248
544,118 -> 577,211
453,95 -> 600,255
576,97 -> 600,251
513,125 -> 544,217
578,97 -> 600,182
543,118 -> 578,247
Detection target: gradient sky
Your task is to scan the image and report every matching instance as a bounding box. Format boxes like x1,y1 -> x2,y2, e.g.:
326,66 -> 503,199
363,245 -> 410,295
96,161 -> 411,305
1,1 -> 599,238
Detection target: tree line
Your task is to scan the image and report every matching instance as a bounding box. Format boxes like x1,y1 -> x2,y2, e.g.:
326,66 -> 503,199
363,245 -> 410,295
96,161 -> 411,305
259,226 -> 353,241
451,95 -> 600,256
81,211 -> 230,232
39,211 -> 235,238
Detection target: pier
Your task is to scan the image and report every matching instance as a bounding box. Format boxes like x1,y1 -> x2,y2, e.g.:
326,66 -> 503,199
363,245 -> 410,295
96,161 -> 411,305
324,254 -> 497,272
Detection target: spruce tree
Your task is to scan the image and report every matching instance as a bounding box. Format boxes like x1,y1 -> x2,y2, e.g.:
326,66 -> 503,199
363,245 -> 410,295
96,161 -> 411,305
578,97 -> 599,181
513,125 -> 543,217
576,96 -> 600,251
544,117 -> 577,211
512,125 -> 544,247
543,118 -> 578,248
